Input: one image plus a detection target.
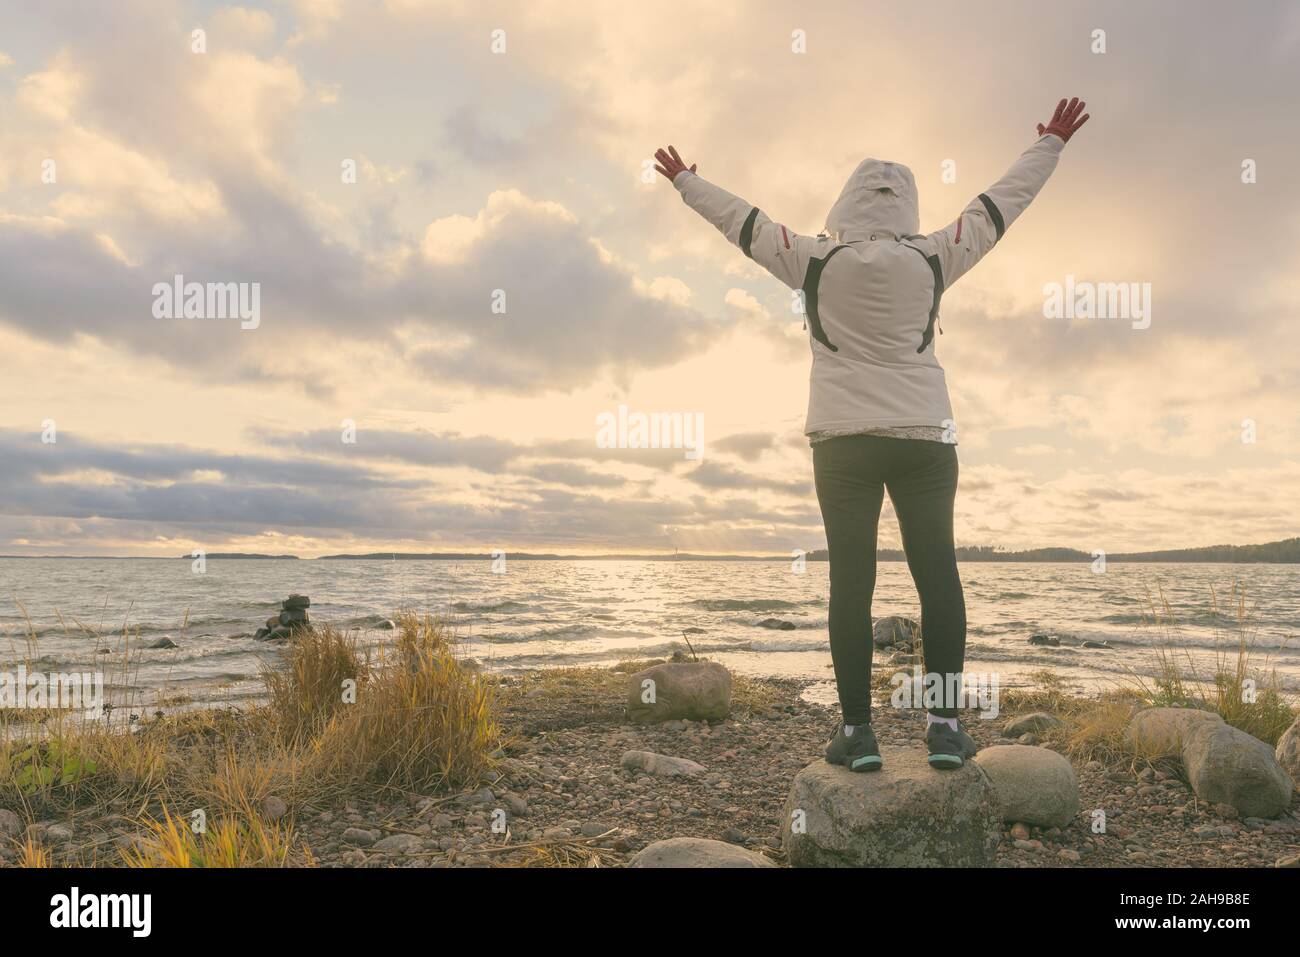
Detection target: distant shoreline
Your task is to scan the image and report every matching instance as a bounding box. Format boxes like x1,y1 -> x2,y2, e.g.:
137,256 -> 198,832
1,536 -> 1298,564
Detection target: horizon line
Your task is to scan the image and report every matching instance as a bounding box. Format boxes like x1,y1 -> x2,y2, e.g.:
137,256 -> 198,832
1,536 -> 1296,563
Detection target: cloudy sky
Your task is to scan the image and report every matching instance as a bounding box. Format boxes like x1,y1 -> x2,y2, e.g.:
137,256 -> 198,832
1,0 -> 1297,557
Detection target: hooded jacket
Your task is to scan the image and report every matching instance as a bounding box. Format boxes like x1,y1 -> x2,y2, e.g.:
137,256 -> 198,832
673,134 -> 1065,437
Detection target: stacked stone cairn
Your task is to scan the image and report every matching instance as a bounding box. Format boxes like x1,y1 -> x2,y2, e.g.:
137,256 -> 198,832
255,594 -> 312,641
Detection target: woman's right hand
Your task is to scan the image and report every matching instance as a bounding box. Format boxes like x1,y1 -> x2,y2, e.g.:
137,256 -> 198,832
1036,97 -> 1090,144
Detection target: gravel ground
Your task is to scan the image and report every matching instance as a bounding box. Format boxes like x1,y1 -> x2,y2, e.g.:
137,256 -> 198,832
6,665 -> 1298,868
295,667 -> 1300,868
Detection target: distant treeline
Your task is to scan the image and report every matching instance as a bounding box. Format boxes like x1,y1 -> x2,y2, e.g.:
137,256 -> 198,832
179,552 -> 299,559
91,536 -> 1288,564
1109,537 -> 1300,563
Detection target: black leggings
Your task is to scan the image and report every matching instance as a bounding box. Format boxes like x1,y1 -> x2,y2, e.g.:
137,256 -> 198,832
812,435 -> 966,725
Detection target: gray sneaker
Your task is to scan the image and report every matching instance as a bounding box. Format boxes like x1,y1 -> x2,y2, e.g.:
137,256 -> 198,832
926,720 -> 978,769
825,724 -> 882,772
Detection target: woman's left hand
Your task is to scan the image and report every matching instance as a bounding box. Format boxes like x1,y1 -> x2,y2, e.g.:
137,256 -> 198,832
653,145 -> 696,183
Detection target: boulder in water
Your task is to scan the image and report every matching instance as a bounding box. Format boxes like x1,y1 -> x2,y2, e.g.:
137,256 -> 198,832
279,607 -> 310,626
283,594 -> 311,610
1127,707 -> 1293,818
973,745 -> 1080,827
147,637 -> 178,650
625,661 -> 731,724
757,617 -> 796,631
630,837 -> 775,868
873,615 -> 921,649
783,752 -> 1000,867
1027,634 -> 1060,647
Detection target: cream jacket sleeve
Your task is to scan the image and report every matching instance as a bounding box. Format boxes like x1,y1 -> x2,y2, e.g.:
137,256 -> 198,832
924,133 -> 1065,289
672,170 -> 818,290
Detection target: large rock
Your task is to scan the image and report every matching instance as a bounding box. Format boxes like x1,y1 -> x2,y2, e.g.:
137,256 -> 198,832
620,750 -> 706,778
372,833 -> 423,854
1127,707 -> 1293,818
629,837 -> 776,868
0,808 -> 22,838
873,616 -> 921,649
783,752 -> 1001,867
1276,716 -> 1300,780
341,827 -> 379,846
625,661 -> 731,724
1182,722 -> 1293,818
1126,707 -> 1222,755
1003,712 -> 1065,738
972,745 -> 1080,827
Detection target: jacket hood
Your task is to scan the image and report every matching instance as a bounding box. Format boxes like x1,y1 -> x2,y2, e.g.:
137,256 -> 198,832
825,158 -> 919,242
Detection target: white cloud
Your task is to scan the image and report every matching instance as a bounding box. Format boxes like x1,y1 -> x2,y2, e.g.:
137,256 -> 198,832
1,0 -> 1297,553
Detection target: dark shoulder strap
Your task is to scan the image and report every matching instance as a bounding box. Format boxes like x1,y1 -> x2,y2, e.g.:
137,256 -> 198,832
902,243 -> 945,353
801,244 -> 848,352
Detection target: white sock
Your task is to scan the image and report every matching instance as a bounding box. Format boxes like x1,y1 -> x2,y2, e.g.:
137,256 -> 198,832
842,724 -> 856,736
927,714 -> 958,732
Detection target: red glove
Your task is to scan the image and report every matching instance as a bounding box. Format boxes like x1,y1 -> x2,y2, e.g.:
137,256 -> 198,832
1036,97 -> 1090,144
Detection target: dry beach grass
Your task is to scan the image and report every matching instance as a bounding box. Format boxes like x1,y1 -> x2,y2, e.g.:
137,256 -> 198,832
1,614 -> 498,866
